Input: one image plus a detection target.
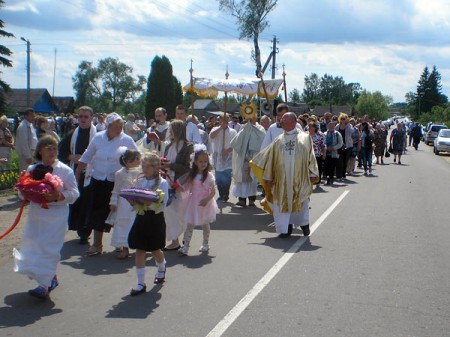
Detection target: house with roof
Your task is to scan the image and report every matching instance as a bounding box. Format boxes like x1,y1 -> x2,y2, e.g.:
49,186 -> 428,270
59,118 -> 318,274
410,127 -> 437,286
4,88 -> 59,115
217,102 -> 241,116
53,96 -> 75,115
188,99 -> 221,118
287,102 -> 310,116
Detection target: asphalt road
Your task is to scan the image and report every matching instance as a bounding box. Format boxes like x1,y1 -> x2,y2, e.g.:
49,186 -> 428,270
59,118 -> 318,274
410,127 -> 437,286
1,143 -> 449,337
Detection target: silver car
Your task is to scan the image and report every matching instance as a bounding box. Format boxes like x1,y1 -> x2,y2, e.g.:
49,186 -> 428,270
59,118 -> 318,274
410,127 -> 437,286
434,129 -> 450,155
426,124 -> 447,145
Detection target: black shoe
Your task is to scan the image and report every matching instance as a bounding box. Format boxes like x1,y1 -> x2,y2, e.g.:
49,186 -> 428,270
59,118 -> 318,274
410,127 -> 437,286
301,225 -> 311,236
154,270 -> 166,284
278,232 -> 291,238
287,224 -> 293,235
130,284 -> 146,296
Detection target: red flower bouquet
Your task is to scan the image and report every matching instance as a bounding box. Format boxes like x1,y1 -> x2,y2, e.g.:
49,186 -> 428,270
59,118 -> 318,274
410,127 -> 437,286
15,165 -> 63,209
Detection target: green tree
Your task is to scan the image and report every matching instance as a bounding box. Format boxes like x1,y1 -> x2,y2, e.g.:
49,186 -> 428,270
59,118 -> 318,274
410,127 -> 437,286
288,88 -> 301,103
411,65 -> 448,120
302,73 -> 362,108
146,55 -> 176,121
173,76 -> 183,109
302,73 -> 320,103
72,58 -> 145,114
0,0 -> 14,115
218,0 -> 278,78
355,91 -> 392,121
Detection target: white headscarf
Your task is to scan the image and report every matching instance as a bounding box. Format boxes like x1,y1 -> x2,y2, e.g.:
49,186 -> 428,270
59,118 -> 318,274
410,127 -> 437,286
106,112 -> 122,127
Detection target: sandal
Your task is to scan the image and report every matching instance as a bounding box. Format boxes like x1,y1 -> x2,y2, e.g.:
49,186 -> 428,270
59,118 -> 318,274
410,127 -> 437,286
87,245 -> 103,256
117,248 -> 129,259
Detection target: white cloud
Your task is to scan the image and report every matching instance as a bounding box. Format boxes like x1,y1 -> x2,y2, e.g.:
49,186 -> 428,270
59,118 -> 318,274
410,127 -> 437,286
3,0 -> 450,102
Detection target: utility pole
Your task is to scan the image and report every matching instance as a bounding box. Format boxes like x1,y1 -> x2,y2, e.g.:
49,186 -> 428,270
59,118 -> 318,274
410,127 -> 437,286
282,64 -> 287,102
20,37 -> 31,107
52,48 -> 57,97
261,35 -> 279,78
271,36 -> 278,79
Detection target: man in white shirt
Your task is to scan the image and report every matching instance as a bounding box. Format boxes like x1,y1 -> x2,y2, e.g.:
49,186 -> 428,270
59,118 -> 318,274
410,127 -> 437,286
124,113 -> 141,141
210,114 -> 237,202
173,105 -> 201,144
96,114 -> 107,132
260,103 -> 303,151
228,115 -> 241,132
144,107 -> 171,155
15,108 -> 38,171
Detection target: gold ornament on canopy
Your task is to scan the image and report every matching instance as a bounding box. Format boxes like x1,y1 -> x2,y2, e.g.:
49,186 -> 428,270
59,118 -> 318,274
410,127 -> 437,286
240,102 -> 257,120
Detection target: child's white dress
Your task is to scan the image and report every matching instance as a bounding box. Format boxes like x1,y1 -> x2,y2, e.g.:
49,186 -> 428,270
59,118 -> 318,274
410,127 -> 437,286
110,167 -> 141,248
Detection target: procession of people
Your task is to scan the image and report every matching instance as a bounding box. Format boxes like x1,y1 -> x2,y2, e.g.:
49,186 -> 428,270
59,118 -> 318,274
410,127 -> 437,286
2,104 -> 407,300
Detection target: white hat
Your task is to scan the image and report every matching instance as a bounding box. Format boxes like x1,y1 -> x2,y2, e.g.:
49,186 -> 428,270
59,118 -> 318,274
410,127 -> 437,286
106,112 -> 123,127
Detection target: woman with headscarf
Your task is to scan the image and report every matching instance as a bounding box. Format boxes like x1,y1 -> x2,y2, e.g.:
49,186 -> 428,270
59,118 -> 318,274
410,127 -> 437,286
161,120 -> 193,251
390,122 -> 406,165
75,112 -> 138,256
373,123 -> 387,164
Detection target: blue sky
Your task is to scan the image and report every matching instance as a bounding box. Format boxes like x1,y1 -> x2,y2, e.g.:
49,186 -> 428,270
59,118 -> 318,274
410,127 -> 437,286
2,0 -> 450,104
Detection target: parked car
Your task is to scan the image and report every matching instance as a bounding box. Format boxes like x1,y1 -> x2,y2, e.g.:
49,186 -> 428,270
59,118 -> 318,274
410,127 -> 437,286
425,124 -> 447,145
434,129 -> 450,155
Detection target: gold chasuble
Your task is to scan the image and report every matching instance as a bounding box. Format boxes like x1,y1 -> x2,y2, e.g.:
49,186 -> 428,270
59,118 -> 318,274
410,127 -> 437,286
250,130 -> 319,214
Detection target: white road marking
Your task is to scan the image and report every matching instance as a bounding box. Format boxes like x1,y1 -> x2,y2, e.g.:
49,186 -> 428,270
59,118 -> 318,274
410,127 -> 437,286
206,190 -> 350,337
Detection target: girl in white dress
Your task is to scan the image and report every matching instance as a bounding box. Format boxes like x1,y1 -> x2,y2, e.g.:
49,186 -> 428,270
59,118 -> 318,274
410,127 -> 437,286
109,149 -> 142,259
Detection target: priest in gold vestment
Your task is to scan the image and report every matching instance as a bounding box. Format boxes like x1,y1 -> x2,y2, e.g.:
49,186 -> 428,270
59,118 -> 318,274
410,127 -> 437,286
250,113 -> 319,237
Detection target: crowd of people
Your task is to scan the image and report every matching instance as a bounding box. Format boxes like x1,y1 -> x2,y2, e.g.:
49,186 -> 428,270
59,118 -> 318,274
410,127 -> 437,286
3,103 -> 412,301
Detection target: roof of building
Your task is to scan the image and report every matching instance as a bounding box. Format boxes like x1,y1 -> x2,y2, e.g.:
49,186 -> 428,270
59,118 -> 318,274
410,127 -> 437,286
4,88 -> 59,114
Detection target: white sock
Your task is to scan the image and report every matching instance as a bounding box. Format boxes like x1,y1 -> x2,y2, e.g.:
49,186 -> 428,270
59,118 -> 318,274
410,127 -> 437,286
136,267 -> 145,286
156,259 -> 166,272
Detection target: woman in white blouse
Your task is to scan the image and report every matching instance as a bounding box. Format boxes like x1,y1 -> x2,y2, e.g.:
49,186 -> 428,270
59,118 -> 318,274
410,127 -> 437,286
76,112 -> 138,256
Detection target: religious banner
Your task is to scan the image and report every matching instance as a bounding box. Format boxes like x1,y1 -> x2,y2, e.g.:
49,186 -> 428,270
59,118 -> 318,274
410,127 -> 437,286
183,78 -> 284,99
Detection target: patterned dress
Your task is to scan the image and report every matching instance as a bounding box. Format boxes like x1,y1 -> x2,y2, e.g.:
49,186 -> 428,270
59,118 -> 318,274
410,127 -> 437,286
391,128 -> 406,154
373,129 -> 387,157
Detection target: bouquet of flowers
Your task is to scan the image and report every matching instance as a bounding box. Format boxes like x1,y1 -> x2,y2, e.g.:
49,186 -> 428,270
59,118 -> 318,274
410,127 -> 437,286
15,165 -> 63,209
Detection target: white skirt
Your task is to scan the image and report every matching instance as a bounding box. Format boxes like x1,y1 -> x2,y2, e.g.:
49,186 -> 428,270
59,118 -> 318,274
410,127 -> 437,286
231,179 -> 258,198
272,199 -> 310,234
14,202 -> 69,287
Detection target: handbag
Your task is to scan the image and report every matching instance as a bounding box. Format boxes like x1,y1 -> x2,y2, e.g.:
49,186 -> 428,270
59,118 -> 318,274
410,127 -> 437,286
388,143 -> 394,154
384,150 -> 390,158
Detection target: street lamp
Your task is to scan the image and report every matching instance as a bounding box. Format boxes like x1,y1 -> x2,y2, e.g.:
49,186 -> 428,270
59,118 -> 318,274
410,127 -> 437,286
20,37 -> 31,108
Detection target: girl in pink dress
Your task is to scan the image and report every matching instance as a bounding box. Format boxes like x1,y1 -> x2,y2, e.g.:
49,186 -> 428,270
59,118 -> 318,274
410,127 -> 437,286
178,147 -> 218,256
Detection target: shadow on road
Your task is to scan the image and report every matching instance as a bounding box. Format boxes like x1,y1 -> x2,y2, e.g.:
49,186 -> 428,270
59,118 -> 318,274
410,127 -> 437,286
60,240 -> 134,276
0,195 -> 22,211
105,285 -> 162,319
0,292 -> 62,327
253,236 -> 322,253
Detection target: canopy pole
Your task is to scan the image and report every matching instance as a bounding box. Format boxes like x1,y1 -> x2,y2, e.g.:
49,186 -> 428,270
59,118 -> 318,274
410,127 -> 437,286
282,64 -> 288,103
224,65 -> 229,118
190,59 -> 194,117
258,71 -> 272,119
